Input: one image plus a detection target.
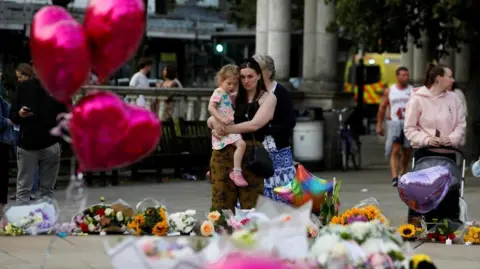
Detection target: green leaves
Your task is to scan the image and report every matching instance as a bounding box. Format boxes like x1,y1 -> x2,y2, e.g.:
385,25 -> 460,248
329,0 -> 479,59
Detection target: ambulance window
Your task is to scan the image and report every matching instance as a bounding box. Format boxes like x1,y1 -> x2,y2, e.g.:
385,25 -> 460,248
347,65 -> 381,84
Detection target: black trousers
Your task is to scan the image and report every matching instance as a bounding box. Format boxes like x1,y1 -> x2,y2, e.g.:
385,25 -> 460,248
0,143 -> 9,204
408,149 -> 460,227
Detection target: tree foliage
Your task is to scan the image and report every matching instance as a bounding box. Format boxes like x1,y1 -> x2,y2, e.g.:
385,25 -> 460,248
225,0 -> 304,30
326,0 -> 480,59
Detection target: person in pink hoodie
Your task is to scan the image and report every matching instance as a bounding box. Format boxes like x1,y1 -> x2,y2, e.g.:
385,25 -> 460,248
404,63 -> 466,224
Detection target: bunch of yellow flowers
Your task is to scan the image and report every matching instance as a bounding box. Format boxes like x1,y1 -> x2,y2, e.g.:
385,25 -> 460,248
330,205 -> 387,225
463,226 -> 480,244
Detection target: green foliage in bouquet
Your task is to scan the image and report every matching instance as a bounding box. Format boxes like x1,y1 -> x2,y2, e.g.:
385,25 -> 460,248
319,179 -> 341,226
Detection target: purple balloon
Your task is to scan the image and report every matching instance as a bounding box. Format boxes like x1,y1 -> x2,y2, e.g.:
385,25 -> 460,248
398,166 -> 453,214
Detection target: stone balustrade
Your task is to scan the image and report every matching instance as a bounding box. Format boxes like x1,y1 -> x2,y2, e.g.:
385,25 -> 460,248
78,86 -> 307,122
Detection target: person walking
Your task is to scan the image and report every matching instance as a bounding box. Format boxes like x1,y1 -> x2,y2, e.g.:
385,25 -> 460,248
376,67 -> 413,186
9,63 -> 67,205
404,63 -> 466,223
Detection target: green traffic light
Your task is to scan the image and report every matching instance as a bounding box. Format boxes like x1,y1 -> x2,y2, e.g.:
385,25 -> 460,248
215,44 -> 224,53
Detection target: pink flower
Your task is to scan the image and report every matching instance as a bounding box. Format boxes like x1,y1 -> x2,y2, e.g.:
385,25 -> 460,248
227,216 -> 243,230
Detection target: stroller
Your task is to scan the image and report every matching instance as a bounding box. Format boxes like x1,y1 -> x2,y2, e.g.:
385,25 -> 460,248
408,146 -> 468,227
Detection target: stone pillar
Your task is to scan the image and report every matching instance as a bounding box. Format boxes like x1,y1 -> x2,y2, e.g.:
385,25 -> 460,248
255,0 -> 269,55
267,0 -> 291,80
412,34 -> 428,86
302,0 -> 317,82
315,0 -> 337,91
439,48 -> 455,70
454,44 -> 470,84
400,37 -> 414,74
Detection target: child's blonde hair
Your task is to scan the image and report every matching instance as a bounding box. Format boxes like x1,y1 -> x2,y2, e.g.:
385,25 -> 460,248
216,64 -> 239,86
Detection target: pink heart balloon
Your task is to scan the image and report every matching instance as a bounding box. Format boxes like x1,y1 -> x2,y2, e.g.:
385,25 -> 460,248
84,0 -> 146,81
30,6 -> 91,103
69,91 -> 161,172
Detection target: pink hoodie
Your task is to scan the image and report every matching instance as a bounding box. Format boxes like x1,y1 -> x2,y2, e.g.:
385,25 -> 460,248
404,86 -> 466,148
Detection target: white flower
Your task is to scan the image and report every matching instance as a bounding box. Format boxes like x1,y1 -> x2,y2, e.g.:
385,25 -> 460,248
5,224 -> 13,234
116,211 -> 124,222
361,238 -> 401,255
94,215 -> 101,222
19,217 -> 30,226
309,234 -> 343,265
330,243 -> 349,259
185,210 -> 196,216
88,223 -> 96,232
33,212 -> 44,223
348,221 -> 374,242
105,208 -> 114,217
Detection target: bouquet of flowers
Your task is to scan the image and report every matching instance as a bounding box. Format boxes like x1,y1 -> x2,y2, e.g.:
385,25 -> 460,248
330,198 -> 387,226
425,219 -> 462,244
318,178 -> 341,226
200,209 -> 229,236
3,202 -> 57,235
462,222 -> 480,244
75,198 -> 133,233
105,236 -> 204,269
127,204 -> 169,236
168,210 -> 197,235
310,220 -> 406,268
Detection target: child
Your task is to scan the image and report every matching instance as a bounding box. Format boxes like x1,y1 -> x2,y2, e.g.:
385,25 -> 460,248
208,65 -> 248,187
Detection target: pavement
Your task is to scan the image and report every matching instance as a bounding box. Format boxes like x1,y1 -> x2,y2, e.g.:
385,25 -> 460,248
1,135 -> 480,269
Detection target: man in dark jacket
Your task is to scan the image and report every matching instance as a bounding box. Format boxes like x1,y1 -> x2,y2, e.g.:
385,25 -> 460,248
9,64 -> 67,205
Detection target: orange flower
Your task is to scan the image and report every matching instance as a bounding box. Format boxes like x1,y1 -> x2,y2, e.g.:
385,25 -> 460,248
283,215 -> 292,222
201,220 -> 214,236
208,211 -> 221,222
152,220 -> 168,236
330,216 -> 343,225
133,215 -> 145,224
158,207 -> 167,221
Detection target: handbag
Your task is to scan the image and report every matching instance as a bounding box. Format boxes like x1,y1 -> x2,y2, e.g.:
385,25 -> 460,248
244,104 -> 274,178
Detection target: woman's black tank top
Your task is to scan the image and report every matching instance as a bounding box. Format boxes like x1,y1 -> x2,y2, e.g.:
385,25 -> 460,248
234,93 -> 269,142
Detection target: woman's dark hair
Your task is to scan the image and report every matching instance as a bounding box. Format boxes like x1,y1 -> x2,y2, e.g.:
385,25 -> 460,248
424,63 -> 447,88
163,65 -> 177,80
235,57 -> 267,108
15,63 -> 34,79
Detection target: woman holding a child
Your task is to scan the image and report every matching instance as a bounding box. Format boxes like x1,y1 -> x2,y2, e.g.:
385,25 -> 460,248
208,58 -> 277,211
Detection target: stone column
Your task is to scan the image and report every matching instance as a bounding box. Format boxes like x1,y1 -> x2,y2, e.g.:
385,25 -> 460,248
439,48 -> 455,70
315,0 -> 337,91
267,0 -> 291,80
412,34 -> 428,86
302,0 -> 317,82
255,0 -> 269,55
400,37 -> 414,74
454,44 -> 470,84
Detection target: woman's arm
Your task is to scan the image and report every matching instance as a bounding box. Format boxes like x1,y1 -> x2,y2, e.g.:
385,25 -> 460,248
226,93 -> 277,134
448,96 -> 467,147
404,97 -> 431,147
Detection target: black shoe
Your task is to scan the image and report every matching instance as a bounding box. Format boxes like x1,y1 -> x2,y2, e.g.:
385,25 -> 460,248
392,177 -> 398,187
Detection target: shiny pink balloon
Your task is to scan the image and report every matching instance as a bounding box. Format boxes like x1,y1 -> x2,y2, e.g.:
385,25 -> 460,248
69,91 -> 161,172
84,0 -> 146,81
30,6 -> 91,103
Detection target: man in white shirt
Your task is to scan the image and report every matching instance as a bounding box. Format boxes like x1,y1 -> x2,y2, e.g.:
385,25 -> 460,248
129,58 -> 152,107
376,67 -> 413,187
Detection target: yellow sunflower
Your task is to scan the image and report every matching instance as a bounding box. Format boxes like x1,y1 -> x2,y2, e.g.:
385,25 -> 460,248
398,224 -> 416,239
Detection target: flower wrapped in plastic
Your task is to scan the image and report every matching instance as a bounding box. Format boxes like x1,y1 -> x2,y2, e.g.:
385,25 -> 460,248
330,197 -> 389,226
460,221 -> 480,245
3,199 -> 59,235
127,198 -> 168,236
105,236 -> 204,269
309,220 -> 406,268
425,218 -> 463,244
168,209 -> 197,235
74,198 -> 133,234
